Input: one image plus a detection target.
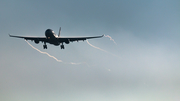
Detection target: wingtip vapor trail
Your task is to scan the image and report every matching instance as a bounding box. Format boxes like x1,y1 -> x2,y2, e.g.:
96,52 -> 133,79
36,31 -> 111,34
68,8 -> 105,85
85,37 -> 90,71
25,40 -> 88,65
25,40 -> 63,62
86,40 -> 120,58
104,35 -> 117,45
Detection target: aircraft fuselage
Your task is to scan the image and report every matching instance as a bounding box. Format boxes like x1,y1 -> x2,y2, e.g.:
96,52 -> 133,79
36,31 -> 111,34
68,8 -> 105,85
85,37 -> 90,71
45,29 -> 60,46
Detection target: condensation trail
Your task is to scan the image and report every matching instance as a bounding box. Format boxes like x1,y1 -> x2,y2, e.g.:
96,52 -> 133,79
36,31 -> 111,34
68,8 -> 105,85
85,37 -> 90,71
25,40 -> 63,62
86,40 -> 120,58
104,35 -> 117,45
25,40 -> 87,65
86,40 -> 108,53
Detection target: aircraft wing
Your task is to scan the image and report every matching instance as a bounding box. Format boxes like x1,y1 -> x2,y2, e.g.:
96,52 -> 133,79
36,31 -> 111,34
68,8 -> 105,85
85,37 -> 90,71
57,35 -> 104,43
9,34 -> 47,42
9,34 -> 104,43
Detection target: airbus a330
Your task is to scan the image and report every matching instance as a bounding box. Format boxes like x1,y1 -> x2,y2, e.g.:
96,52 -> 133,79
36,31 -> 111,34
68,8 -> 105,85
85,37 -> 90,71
9,27 -> 103,49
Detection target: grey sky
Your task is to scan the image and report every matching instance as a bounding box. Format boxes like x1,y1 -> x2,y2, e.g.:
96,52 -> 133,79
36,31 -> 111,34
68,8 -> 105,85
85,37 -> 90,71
0,0 -> 180,101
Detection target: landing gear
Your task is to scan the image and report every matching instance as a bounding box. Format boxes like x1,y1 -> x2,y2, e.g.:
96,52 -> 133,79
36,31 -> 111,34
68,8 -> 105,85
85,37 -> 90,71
43,43 -> 47,49
60,43 -> 65,49
61,45 -> 65,49
43,44 -> 47,49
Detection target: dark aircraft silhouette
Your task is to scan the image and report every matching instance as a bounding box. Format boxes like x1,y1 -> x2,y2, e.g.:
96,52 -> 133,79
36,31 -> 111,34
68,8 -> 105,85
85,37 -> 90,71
9,27 -> 104,49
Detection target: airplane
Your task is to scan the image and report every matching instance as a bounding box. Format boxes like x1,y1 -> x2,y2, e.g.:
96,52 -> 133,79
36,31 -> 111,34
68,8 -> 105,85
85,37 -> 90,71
9,27 -> 104,49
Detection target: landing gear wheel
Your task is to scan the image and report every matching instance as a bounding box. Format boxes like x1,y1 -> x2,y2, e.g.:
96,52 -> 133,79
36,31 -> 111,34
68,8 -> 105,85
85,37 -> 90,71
43,44 -> 47,49
61,45 -> 65,49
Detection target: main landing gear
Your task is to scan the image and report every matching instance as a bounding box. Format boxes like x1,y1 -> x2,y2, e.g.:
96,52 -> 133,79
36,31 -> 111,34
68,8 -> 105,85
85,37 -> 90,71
43,43 -> 47,49
60,43 -> 65,49
42,43 -> 65,49
60,44 -> 65,49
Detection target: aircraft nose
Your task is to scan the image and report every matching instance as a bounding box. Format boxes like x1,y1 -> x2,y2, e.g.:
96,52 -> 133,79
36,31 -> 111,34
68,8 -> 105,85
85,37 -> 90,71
45,29 -> 56,38
45,29 -> 52,37
45,29 -> 52,33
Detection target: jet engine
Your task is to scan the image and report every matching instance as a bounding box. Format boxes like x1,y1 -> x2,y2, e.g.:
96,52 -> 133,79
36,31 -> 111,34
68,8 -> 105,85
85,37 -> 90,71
65,39 -> 70,44
34,40 -> 39,44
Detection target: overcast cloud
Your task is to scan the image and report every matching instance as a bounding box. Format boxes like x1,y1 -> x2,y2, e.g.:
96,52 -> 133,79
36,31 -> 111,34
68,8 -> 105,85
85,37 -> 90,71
0,0 -> 180,101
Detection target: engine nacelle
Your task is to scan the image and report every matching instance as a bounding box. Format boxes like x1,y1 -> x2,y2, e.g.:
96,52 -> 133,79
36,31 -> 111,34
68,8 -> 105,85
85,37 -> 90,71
34,40 -> 39,44
65,39 -> 70,44
65,41 -> 70,44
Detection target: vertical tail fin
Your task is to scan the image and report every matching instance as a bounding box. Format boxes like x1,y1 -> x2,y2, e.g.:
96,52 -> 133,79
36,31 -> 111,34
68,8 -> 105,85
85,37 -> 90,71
58,27 -> 61,37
